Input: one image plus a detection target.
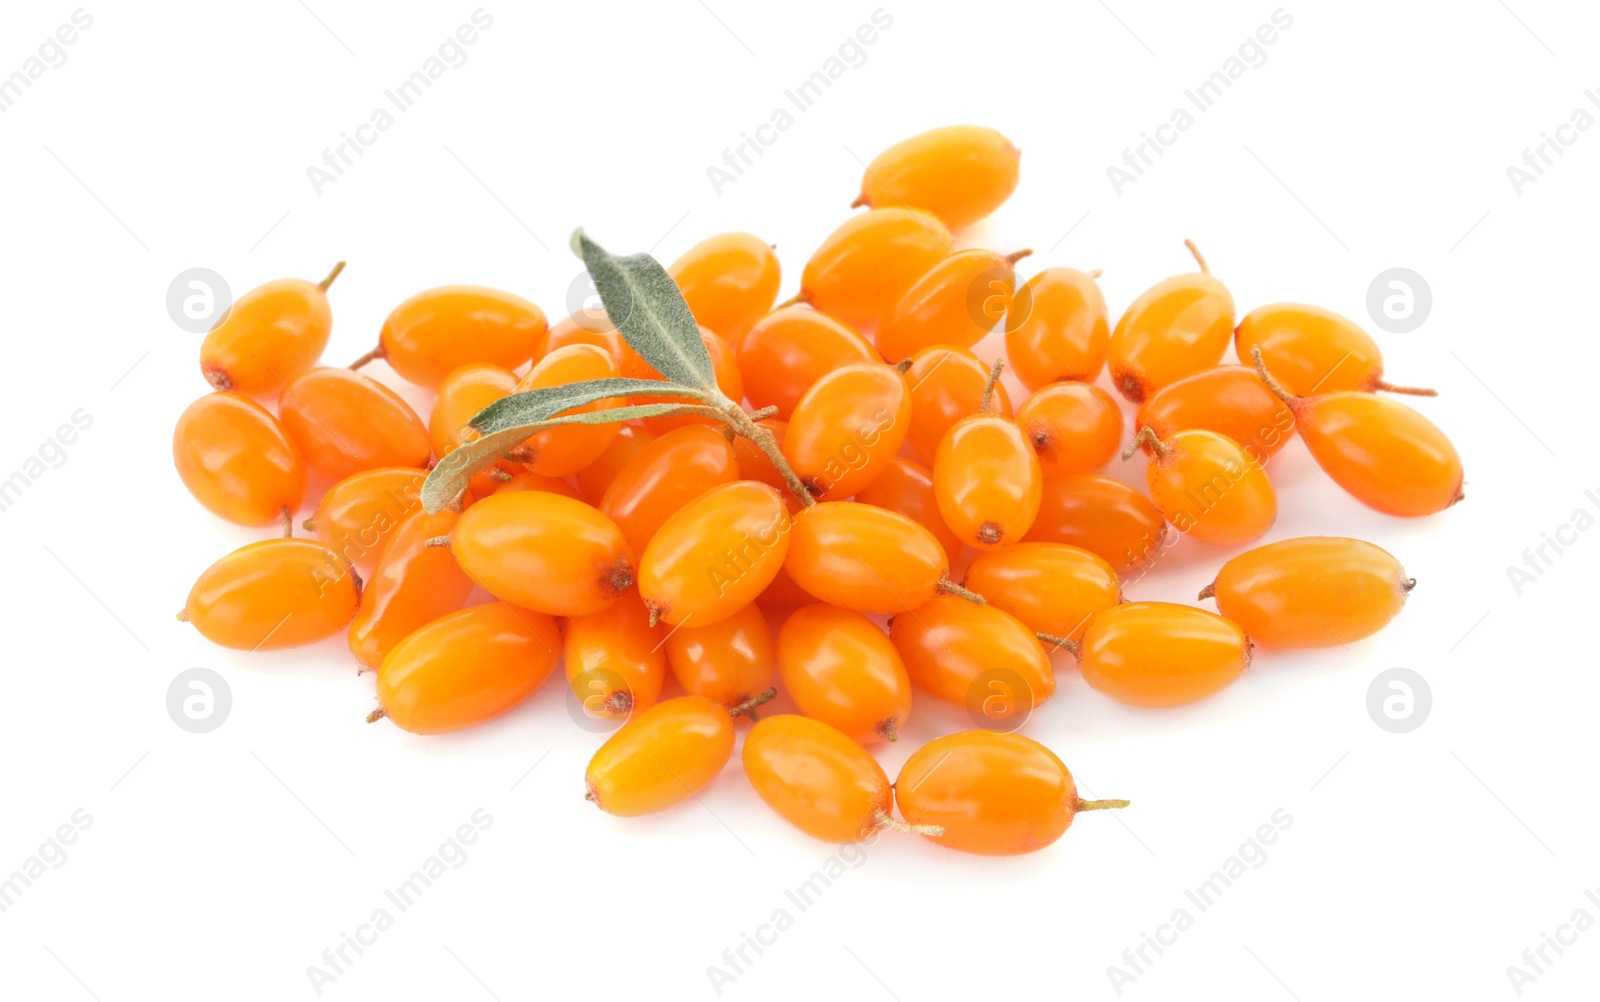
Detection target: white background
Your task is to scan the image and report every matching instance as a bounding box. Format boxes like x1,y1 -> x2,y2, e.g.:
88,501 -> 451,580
1,1 -> 1597,1000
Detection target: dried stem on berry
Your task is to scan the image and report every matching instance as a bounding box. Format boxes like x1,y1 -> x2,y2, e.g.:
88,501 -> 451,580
728,687 -> 777,720
348,343 -> 385,370
1250,346 -> 1300,407
1035,631 -> 1079,655
1122,425 -> 1171,461
424,535 -> 450,549
1183,238 -> 1209,275
1372,379 -> 1438,397
1197,582 -> 1216,601
1004,248 -> 1034,266
279,506 -> 293,538
318,260 -> 347,292
979,358 -> 1005,415
721,402 -> 815,507
936,577 -> 987,605
872,808 -> 944,837
365,706 -> 388,723
1074,797 -> 1130,812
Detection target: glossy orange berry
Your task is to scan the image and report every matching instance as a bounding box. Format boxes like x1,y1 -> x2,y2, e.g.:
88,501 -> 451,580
575,424 -> 657,501
1025,474 -> 1170,575
429,362 -> 520,497
1078,602 -> 1250,707
585,696 -> 735,816
491,470 -> 584,500
347,507 -> 475,670
668,232 -> 781,341
742,715 -> 896,843
179,539 -> 359,650
794,208 -> 954,329
1109,241 -> 1234,402
512,344 -> 622,477
964,542 -> 1121,645
934,413 -> 1042,549
852,126 -> 1021,230
599,425 -> 739,555
448,491 -> 634,617
279,368 -> 431,480
855,457 -> 964,565
172,393 -> 306,528
199,262 -> 343,394
1128,427 -> 1276,546
783,363 -> 910,501
778,604 -> 912,745
895,731 -> 1126,856
538,310 -> 624,364
639,480 -> 791,627
623,325 -> 744,434
890,596 -> 1054,723
305,467 -> 427,572
372,603 -> 561,734
1017,381 -> 1123,478
1136,365 -> 1294,465
1202,536 -> 1413,648
371,285 -> 546,389
786,502 -> 948,614
738,307 -> 880,419
1235,303 -> 1435,398
565,590 -> 667,720
874,248 -> 1031,363
903,346 -> 1012,464
1006,267 -> 1109,390
665,601 -> 776,712
756,563 -> 818,608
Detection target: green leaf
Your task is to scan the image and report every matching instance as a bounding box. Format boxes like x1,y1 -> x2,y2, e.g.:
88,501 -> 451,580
468,377 -> 712,436
571,228 -> 723,397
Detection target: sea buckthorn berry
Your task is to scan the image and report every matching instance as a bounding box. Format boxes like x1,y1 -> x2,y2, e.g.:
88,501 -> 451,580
448,491 -> 634,617
1006,267 -> 1109,390
305,467 -> 428,572
1202,536 -> 1414,648
786,502 -> 949,614
1235,303 -> 1436,398
964,542 -> 1121,645
1025,474 -> 1170,575
538,310 -> 624,364
742,715 -> 898,843
903,346 -> 1013,464
565,590 -> 667,721
429,362 -> 520,497
179,539 -> 359,650
1108,240 -> 1234,402
622,325 -> 743,434
853,126 -> 1021,230
367,285 -> 546,389
890,596 -> 1055,722
1017,381 -> 1123,478
783,363 -> 910,501
855,457 -> 964,565
665,602 -> 776,713
599,425 -> 740,555
1253,349 -> 1463,517
778,604 -> 912,745
491,470 -> 583,500
1077,602 -> 1251,707
794,208 -> 954,329
756,563 -> 817,608
172,393 -> 306,529
732,417 -> 792,495
585,695 -> 735,816
874,248 -> 1032,363
639,480 -> 791,627
1127,427 -> 1276,546
199,262 -> 343,394
1136,365 -> 1295,465
894,731 -> 1127,856
738,307 -> 880,419
668,232 -> 781,341
371,603 -> 561,734
934,410 -> 1043,550
348,507 -> 475,670
279,368 -> 431,481
511,344 -> 622,477
575,424 -> 657,501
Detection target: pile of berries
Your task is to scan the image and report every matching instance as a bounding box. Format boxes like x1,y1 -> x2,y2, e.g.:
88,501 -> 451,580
172,125 -> 1460,856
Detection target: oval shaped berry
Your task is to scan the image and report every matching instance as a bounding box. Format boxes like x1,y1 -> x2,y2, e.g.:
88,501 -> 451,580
599,425 -> 739,555
173,392 -> 306,527
890,596 -> 1054,723
738,307 -> 879,420
778,604 -> 912,745
585,696 -> 735,816
1291,391 -> 1462,517
180,539 -> 358,650
964,542 -> 1121,644
903,346 -> 1012,464
490,470 -> 583,500
786,502 -> 947,614
875,249 -> 1030,363
1025,474 -> 1170,575
512,343 -> 622,477
279,368 -> 431,481
348,507 -> 475,670
305,467 -> 427,572
575,424 -> 657,502
934,413 -> 1042,549
1006,267 -> 1109,390
199,263 -> 342,393
375,285 -> 546,389
1136,364 -> 1294,465
428,362 -> 519,460
668,232 -> 781,341
743,715 -> 894,843
665,601 -> 776,713
1132,428 -> 1276,546
565,590 -> 667,721
1236,302 -> 1434,397
855,456 -> 964,565
1078,602 -> 1250,707
1204,536 -> 1412,648
1108,242 -> 1234,402
784,363 -> 910,501
1017,381 -> 1123,478
853,126 -> 1020,230
639,480 -> 791,627
449,491 -> 634,617
797,208 -> 953,329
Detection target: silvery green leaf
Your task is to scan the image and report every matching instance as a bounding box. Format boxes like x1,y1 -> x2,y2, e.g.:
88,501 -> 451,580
468,377 -> 712,436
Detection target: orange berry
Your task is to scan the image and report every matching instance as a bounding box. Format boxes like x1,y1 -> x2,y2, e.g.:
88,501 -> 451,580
1078,602 -> 1250,707
756,563 -> 818,608
1203,536 -> 1413,648
347,507 -> 476,670
796,208 -> 953,329
874,248 -> 1030,363
491,471 -> 583,500
1006,267 -> 1109,389
778,604 -> 912,745
565,590 -> 667,721
1025,474 -> 1170,575
375,285 -> 546,389
622,325 -> 743,434
1108,241 -> 1234,402
668,232 -> 782,341
374,603 -> 561,733
1235,303 -> 1435,397
198,262 -> 342,394
180,539 -> 359,650
665,601 -> 776,712
964,542 -> 1121,644
890,596 -> 1054,723
585,695 -> 735,816
934,413 -> 1042,549
448,491 -> 634,617
1130,427 -> 1276,546
903,346 -> 1012,464
538,310 -> 624,364
783,363 -> 910,501
743,715 -> 895,843
738,307 -> 879,419
599,425 -> 740,555
895,730 -> 1125,855
279,368 -> 431,480
305,467 -> 427,572
1136,364 -> 1295,465
575,424 -> 657,501
855,456 -> 964,565
639,480 -> 791,627
172,392 -> 306,528
1017,381 -> 1123,477
512,344 -> 622,477
852,126 -> 1021,230
786,502 -> 948,614
429,362 -> 520,497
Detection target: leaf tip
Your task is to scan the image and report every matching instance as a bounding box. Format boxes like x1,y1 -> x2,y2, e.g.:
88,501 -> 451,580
569,227 -> 588,259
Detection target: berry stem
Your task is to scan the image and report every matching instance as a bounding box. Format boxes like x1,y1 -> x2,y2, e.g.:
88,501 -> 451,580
348,343 -> 385,370
979,358 -> 1005,415
1372,379 -> 1439,397
873,809 -> 944,837
878,717 -> 899,742
746,405 -> 779,422
1402,577 -> 1418,593
729,687 -> 777,720
1074,797 -> 1131,812
1250,346 -> 1301,407
1035,631 -> 1079,655
894,358 -> 915,375
850,193 -> 869,209
1004,248 -> 1034,266
937,576 -> 987,605
1197,582 -> 1216,601
424,535 -> 451,549
365,706 -> 388,724
1122,425 -> 1170,461
774,290 -> 808,310
279,506 -> 293,538
318,260 -> 347,292
1086,268 -> 1104,279
1183,238 -> 1209,275
175,609 -> 190,622
721,402 -> 815,507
